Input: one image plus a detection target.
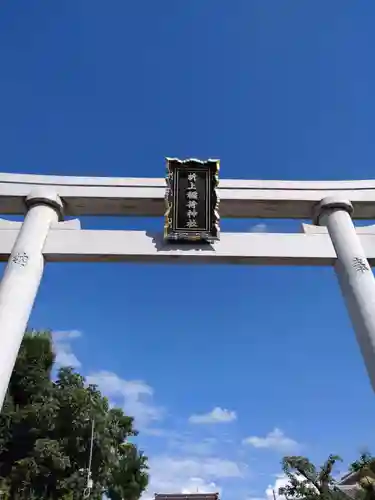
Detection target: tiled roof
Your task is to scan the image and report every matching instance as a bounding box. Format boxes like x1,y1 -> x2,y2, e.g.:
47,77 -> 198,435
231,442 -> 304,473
338,471 -> 359,485
336,484 -> 362,499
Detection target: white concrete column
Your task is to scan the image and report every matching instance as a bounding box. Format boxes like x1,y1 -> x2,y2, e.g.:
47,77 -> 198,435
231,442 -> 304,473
0,188 -> 63,410
315,197 -> 375,392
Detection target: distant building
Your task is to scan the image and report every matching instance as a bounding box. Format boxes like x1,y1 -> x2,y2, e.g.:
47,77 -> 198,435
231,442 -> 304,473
336,470 -> 364,499
155,494 -> 220,500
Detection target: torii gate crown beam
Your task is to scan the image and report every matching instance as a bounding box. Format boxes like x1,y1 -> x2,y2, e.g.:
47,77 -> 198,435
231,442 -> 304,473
2,172 -> 375,218
0,226 -> 375,266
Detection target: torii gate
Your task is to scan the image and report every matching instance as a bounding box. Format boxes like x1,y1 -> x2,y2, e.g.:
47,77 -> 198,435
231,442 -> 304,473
0,170 -> 375,411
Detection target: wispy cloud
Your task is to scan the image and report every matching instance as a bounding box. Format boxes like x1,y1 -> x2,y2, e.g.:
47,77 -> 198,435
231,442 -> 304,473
52,329 -> 82,368
86,370 -> 165,430
174,438 -> 218,456
189,407 -> 237,424
250,223 -> 268,233
142,428 -> 177,438
53,330 -> 82,341
242,428 -> 300,453
151,456 -> 244,479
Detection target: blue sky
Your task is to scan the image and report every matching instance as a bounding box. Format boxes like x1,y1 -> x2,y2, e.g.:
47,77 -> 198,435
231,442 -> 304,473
1,1 -> 375,499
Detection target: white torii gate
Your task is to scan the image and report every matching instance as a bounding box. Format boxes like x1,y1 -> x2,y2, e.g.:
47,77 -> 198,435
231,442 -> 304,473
0,172 -> 375,410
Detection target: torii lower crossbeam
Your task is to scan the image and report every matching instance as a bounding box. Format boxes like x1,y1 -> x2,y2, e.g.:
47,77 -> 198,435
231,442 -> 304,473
1,227 -> 375,265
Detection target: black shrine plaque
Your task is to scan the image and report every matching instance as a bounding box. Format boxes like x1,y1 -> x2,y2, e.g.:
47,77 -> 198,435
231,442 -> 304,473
164,158 -> 220,242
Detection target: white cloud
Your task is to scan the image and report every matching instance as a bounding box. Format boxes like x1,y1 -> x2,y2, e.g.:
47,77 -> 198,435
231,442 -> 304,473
246,475 -> 295,500
151,456 -> 243,479
142,455 -> 244,500
245,475 -> 294,500
142,428 -> 176,438
181,477 -> 221,495
189,407 -> 237,424
53,329 -> 82,341
265,474 -> 291,500
54,344 -> 81,368
52,330 -> 82,368
265,472 -> 317,500
243,428 -> 299,453
175,438 -> 218,456
143,475 -> 220,500
86,370 -> 164,429
250,223 -> 267,233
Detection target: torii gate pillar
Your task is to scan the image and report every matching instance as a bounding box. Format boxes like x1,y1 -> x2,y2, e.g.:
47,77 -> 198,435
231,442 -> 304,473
315,197 -> 375,391
0,189 -> 63,409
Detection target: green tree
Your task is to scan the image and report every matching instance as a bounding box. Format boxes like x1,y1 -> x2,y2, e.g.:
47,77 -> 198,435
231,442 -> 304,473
107,443 -> 149,500
0,330 -> 148,499
279,455 -> 346,500
350,452 -> 375,475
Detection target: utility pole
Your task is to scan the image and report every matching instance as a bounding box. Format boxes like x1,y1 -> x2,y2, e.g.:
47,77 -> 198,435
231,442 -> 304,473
83,417 -> 95,498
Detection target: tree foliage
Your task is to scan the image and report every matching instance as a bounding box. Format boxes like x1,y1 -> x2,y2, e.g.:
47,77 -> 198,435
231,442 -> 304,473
0,330 -> 148,499
279,455 -> 346,500
350,452 -> 375,474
